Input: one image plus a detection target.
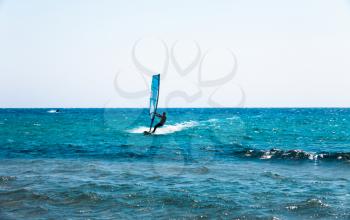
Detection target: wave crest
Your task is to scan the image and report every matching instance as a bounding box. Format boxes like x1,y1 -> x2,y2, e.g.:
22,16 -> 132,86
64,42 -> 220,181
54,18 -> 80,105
127,121 -> 198,135
237,148 -> 350,162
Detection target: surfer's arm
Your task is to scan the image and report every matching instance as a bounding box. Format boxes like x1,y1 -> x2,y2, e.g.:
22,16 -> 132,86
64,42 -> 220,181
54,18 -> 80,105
155,113 -> 162,117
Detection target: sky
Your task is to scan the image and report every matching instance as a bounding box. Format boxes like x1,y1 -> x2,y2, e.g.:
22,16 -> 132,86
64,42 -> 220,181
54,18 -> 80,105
0,0 -> 350,108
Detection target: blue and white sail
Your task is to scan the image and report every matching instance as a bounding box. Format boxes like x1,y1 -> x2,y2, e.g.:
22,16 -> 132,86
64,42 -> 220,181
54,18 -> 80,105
149,74 -> 160,131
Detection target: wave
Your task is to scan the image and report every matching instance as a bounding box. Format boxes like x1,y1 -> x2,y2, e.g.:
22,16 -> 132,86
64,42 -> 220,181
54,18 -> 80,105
0,175 -> 16,183
47,109 -> 59,113
0,188 -> 51,201
47,109 -> 58,114
235,148 -> 350,162
286,198 -> 330,211
206,118 -> 219,123
127,121 -> 198,135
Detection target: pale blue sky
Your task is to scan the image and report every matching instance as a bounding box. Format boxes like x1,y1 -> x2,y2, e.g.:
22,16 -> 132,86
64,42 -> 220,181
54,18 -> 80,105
0,0 -> 350,107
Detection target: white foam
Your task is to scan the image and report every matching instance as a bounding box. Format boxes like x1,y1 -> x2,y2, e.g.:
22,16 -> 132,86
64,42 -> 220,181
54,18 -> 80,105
47,110 -> 58,113
201,118 -> 219,125
128,121 -> 198,135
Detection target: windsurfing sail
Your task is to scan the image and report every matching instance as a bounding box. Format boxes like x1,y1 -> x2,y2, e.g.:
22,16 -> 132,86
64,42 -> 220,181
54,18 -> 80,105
149,74 -> 160,131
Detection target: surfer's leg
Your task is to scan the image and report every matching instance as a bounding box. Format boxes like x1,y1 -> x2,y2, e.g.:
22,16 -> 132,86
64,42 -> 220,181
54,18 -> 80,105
152,123 -> 161,133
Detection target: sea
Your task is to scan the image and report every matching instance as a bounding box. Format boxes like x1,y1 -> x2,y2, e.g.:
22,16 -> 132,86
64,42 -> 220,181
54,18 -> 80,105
0,108 -> 349,219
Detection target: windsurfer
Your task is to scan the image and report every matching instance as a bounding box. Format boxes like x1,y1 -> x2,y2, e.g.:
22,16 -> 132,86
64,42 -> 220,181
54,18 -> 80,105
152,112 -> 167,133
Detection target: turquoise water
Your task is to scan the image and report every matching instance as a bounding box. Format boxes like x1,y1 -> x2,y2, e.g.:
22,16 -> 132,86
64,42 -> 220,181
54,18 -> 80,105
0,108 -> 350,219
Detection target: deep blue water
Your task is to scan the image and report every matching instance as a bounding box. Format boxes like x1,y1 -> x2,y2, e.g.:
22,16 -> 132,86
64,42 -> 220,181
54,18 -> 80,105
0,108 -> 350,219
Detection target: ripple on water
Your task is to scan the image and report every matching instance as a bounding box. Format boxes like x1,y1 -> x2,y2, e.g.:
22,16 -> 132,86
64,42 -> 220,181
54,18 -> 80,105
285,198 -> 332,218
184,166 -> 210,175
0,176 -> 17,184
0,188 -> 52,206
286,198 -> 329,209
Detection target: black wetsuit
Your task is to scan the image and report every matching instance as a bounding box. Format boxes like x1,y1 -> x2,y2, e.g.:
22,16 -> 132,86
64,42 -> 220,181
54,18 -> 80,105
152,115 -> 166,133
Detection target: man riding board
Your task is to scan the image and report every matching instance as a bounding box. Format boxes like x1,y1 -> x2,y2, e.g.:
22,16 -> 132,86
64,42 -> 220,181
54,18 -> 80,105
152,112 -> 166,133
